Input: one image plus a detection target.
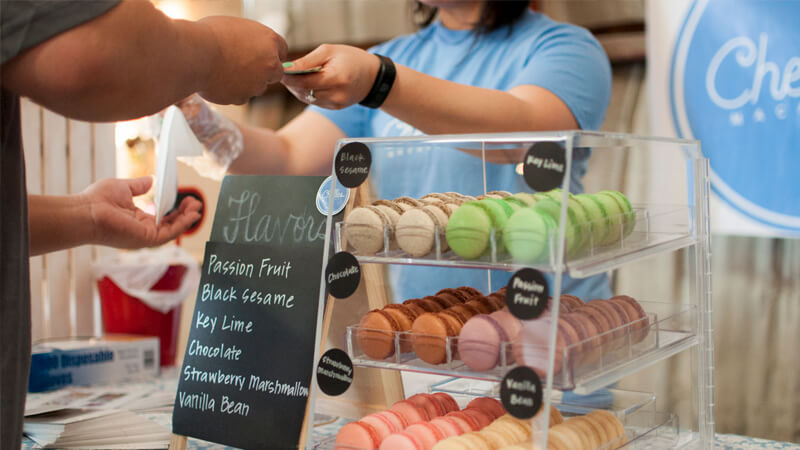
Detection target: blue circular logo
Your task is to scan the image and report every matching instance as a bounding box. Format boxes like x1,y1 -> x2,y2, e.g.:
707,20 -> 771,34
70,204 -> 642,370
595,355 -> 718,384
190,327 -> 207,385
671,0 -> 800,233
316,175 -> 350,216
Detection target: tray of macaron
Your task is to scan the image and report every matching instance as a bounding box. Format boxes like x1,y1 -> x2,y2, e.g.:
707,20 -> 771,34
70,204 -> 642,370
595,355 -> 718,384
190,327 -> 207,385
345,287 -> 696,390
320,390 -> 676,450
337,189 -> 694,276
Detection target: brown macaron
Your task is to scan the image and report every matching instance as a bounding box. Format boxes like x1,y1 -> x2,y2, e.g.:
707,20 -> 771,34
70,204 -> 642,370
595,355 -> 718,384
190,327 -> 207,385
438,288 -> 471,302
436,290 -> 466,305
574,305 -> 612,345
426,295 -> 460,309
449,303 -> 482,320
357,309 -> 401,360
587,299 -> 626,342
404,297 -> 444,313
560,294 -> 585,310
609,295 -> 649,343
382,305 -> 417,353
411,312 -> 459,365
458,286 -> 483,297
466,297 -> 494,314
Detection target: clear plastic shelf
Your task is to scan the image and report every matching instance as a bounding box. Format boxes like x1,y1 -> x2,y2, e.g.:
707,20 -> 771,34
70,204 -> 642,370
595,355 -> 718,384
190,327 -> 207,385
345,301 -> 697,392
336,205 -> 695,278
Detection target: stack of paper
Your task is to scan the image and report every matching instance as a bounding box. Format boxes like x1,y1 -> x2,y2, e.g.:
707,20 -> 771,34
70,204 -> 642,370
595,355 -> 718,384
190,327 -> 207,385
24,386 -> 172,449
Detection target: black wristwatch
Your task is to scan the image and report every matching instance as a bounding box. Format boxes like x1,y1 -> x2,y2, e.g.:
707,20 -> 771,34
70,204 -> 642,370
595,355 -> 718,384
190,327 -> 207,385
359,54 -> 397,109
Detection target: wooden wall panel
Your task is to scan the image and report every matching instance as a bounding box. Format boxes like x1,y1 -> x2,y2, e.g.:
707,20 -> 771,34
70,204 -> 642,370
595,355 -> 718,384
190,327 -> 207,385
21,99 -> 45,342
69,120 -> 96,337
42,109 -> 72,338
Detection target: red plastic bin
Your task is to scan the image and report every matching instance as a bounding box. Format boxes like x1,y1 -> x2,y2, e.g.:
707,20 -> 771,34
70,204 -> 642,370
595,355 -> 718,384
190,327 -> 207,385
98,265 -> 187,366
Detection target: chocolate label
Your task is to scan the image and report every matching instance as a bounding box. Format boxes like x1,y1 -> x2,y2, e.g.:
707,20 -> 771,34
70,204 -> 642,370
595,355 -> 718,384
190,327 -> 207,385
325,251 -> 361,299
522,142 -> 566,192
335,142 -> 372,188
505,268 -> 549,320
316,348 -> 354,396
501,366 -> 543,419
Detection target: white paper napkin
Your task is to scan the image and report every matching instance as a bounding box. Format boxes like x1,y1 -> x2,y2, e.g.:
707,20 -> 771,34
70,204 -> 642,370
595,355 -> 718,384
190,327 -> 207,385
153,106 -> 205,224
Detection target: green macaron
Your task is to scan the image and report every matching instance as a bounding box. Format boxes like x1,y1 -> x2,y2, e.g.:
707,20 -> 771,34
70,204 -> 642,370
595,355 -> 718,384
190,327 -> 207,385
573,194 -> 610,249
598,190 -> 636,237
445,203 -> 492,259
503,207 -> 555,263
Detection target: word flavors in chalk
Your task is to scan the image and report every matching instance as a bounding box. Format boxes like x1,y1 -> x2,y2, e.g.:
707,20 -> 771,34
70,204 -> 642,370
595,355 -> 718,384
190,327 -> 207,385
248,375 -> 309,397
183,365 -> 247,391
525,155 -> 564,173
222,190 -> 326,244
196,311 -> 254,335
177,391 -> 251,417
188,339 -> 243,361
321,356 -> 353,376
201,283 -> 295,309
512,277 -> 544,293
327,265 -> 359,283
505,378 -> 538,394
207,254 -> 293,280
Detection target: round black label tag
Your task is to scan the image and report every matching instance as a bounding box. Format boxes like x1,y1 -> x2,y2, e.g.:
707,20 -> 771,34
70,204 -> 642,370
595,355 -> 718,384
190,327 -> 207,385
505,268 -> 549,320
316,348 -> 353,396
325,251 -> 361,299
522,142 -> 566,192
335,142 -> 372,188
500,366 -> 543,419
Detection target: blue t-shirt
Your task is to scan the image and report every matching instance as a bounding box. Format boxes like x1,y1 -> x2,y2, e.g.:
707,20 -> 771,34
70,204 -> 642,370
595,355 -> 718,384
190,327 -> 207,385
312,10 -> 612,301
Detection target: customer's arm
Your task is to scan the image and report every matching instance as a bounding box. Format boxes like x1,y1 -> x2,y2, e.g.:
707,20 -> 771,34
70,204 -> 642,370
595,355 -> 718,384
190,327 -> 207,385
281,44 -> 580,134
1,0 -> 288,121
28,177 -> 201,256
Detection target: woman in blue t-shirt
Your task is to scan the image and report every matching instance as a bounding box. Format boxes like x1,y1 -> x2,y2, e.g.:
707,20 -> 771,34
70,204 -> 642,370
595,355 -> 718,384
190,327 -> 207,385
182,0 -> 613,301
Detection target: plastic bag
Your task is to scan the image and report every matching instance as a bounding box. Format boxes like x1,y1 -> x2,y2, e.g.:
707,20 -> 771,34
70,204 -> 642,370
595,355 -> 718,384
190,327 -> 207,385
93,246 -> 201,313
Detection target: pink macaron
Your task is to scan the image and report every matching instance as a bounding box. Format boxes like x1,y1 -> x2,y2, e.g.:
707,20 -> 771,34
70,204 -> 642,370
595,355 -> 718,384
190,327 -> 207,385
361,413 -> 400,443
378,431 -> 423,450
445,411 -> 480,432
391,400 -> 430,425
335,421 -> 382,450
407,393 -> 445,420
377,410 -> 409,431
405,422 -> 445,450
465,397 -> 506,420
429,417 -> 464,438
457,314 -> 508,371
430,392 -> 460,414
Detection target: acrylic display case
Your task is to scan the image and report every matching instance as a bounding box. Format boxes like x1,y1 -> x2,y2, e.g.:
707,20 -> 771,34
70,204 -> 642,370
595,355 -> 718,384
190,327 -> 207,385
308,131 -> 712,449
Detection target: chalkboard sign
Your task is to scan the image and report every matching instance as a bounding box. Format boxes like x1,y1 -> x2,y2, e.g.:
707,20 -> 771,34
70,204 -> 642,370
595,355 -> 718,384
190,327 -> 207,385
173,176 -> 336,449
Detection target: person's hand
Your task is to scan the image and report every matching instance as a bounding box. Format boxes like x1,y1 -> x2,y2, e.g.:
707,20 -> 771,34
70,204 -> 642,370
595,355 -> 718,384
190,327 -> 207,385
281,44 -> 381,109
197,16 -> 288,105
81,177 -> 202,249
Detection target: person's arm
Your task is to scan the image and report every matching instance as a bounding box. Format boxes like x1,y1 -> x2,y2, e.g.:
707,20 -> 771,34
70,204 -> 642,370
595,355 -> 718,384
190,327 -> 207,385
1,0 -> 288,122
178,94 -> 344,176
281,44 -> 579,134
28,177 -> 201,256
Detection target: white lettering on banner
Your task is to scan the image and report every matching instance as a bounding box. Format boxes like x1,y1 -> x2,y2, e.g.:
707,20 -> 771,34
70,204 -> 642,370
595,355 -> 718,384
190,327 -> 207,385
220,396 -> 250,416
177,391 -> 215,412
706,33 -> 800,110
222,190 -> 326,244
327,265 -> 359,283
183,365 -> 246,391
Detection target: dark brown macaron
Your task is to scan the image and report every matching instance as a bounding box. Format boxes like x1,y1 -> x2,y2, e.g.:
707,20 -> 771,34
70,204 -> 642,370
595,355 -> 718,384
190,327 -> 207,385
609,295 -> 649,343
436,290 -> 466,305
574,306 -> 612,345
404,297 -> 444,313
560,294 -> 585,310
441,308 -> 469,327
485,295 -> 506,311
587,299 -> 626,341
466,297 -> 494,314
382,305 -> 417,353
384,303 -> 422,321
411,312 -> 459,365
449,303 -> 482,320
357,309 -> 401,360
439,288 -> 471,302
458,286 -> 484,298
426,295 -> 460,309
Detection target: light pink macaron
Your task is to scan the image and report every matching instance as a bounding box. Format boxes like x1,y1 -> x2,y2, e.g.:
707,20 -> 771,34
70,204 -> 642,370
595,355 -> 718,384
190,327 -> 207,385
457,314 -> 508,371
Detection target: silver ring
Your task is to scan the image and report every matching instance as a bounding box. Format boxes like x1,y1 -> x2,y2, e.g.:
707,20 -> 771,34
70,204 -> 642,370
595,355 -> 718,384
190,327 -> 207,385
305,89 -> 316,103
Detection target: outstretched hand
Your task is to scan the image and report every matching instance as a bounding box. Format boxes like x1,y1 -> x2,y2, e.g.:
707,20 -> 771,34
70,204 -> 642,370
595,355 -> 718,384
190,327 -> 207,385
281,44 -> 380,109
82,177 -> 202,249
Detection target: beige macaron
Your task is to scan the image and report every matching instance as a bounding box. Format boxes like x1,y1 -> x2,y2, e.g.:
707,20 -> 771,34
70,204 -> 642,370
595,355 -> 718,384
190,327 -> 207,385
395,205 -> 449,257
342,205 -> 391,254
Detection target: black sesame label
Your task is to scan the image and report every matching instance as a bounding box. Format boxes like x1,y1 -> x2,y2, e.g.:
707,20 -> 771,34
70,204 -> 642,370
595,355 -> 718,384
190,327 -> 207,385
501,366 -> 543,419
325,252 -> 361,299
506,268 -> 549,320
316,348 -> 353,396
335,142 -> 372,188
522,142 -> 566,192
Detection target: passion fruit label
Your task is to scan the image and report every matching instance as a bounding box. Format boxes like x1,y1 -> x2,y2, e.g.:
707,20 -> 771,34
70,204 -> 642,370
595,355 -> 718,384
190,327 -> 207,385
506,268 -> 549,320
